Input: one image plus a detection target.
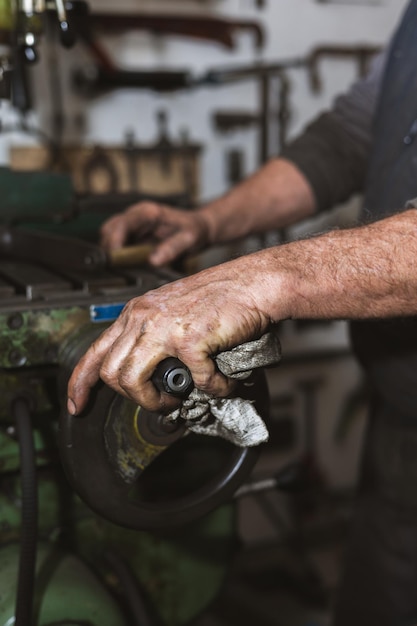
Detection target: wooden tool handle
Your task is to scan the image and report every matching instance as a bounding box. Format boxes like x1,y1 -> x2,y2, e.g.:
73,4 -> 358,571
108,244 -> 154,268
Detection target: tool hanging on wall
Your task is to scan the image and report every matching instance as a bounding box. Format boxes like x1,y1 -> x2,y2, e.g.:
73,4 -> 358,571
123,130 -> 141,193
83,12 -> 264,51
211,43 -> 380,164
82,145 -> 120,194
74,43 -> 381,99
225,149 -> 245,187
307,44 -> 382,92
152,110 -> 174,175
211,65 -> 297,165
86,111 -> 199,201
72,8 -> 265,95
146,112 -> 197,202
107,13 -> 261,49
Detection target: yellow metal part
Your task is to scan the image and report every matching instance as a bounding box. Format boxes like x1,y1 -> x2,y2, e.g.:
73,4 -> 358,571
106,395 -> 168,482
108,244 -> 154,268
0,0 -> 13,32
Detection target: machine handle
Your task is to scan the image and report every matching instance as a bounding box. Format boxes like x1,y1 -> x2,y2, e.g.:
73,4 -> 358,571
152,357 -> 194,398
108,244 -> 154,268
55,0 -> 76,47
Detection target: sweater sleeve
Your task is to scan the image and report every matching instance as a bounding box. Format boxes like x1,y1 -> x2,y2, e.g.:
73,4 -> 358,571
281,51 -> 387,212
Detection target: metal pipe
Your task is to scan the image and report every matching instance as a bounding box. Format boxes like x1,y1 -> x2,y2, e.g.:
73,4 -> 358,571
13,396 -> 38,626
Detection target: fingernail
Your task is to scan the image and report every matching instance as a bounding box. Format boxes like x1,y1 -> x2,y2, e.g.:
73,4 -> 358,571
67,398 -> 77,415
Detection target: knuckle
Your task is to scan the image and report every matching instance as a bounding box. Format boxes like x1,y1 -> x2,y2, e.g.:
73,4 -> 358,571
182,229 -> 198,246
118,369 -> 136,393
191,366 -> 215,390
195,371 -> 231,397
128,201 -> 159,220
103,215 -> 123,232
99,360 -> 118,387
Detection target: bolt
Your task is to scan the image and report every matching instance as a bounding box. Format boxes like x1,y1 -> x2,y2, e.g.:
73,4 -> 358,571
7,313 -> 23,330
8,349 -> 26,367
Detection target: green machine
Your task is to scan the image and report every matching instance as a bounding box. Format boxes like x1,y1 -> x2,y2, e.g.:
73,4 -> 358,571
0,166 -> 270,626
0,4 -> 271,622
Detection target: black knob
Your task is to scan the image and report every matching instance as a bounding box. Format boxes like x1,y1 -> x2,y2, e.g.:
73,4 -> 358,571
58,19 -> 76,47
23,45 -> 38,64
152,358 -> 194,398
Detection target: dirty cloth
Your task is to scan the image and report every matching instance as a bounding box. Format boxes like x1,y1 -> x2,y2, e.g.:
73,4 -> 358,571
168,332 -> 281,447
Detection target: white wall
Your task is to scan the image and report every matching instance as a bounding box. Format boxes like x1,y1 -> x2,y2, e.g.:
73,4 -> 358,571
80,0 -> 409,200
0,0 -> 409,201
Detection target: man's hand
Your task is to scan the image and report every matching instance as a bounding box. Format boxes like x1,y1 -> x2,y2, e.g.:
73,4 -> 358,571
68,209 -> 417,416
99,159 -> 317,268
66,255 -> 274,416
100,201 -> 211,267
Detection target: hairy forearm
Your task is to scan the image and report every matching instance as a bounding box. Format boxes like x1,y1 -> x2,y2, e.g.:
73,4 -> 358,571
197,158 -> 317,245
253,209 -> 417,322
67,209 -> 417,414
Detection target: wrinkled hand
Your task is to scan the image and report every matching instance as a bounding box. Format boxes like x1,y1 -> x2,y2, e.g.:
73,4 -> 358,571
67,255 -> 273,416
100,201 -> 211,267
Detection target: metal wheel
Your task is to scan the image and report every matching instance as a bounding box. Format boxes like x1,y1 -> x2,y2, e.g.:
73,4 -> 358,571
58,325 -> 269,530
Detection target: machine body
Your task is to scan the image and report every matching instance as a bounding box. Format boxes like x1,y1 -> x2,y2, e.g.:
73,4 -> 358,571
0,224 -> 270,625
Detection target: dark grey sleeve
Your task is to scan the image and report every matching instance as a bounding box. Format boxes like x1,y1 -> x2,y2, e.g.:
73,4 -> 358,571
281,51 -> 387,212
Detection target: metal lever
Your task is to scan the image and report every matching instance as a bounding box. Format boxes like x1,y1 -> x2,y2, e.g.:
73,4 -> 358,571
152,357 -> 194,398
54,0 -> 76,47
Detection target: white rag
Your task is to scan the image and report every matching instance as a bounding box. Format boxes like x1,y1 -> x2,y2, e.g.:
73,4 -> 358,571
168,332 -> 282,447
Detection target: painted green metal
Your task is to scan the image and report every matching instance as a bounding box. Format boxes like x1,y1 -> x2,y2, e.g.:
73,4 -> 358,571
0,543 -> 128,625
0,315 -> 236,625
0,0 -> 13,33
76,504 -> 236,626
0,306 -> 90,369
0,168 -> 74,222
0,167 -> 113,241
0,468 -> 236,625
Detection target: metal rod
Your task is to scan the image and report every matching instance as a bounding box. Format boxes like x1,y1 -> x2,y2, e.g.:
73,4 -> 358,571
13,396 -> 38,626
